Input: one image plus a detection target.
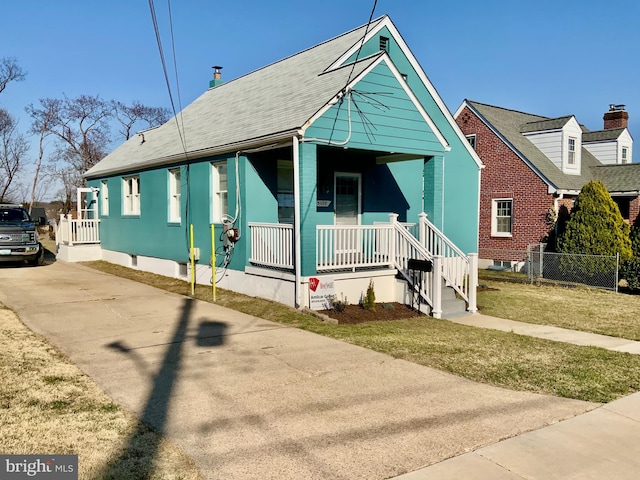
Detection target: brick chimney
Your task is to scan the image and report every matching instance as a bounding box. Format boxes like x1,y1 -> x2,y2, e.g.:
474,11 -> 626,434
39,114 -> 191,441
604,104 -> 628,130
209,66 -> 223,89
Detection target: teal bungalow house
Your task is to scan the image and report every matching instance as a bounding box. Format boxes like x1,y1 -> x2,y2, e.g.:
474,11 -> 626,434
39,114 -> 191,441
82,16 -> 482,317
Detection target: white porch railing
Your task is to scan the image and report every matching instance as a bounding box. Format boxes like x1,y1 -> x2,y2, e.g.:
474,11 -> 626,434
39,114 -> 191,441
418,213 -> 477,313
316,224 -> 394,271
249,222 -> 294,269
56,214 -> 100,246
248,213 -> 477,316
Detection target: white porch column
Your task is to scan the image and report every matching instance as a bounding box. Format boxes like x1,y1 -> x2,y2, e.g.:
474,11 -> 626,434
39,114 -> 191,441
293,135 -> 302,308
468,253 -> 478,313
431,255 -> 443,319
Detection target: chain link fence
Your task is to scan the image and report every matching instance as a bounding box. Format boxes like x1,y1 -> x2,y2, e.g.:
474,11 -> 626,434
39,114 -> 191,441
480,246 -> 620,291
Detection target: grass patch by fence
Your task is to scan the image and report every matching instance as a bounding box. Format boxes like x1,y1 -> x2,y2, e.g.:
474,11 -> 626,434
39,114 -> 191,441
478,270 -> 640,341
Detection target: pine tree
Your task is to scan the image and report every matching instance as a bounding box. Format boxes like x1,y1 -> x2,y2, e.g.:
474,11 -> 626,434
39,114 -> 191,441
558,180 -> 632,260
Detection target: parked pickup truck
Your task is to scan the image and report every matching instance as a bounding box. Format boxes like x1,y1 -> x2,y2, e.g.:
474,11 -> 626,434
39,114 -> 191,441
0,204 -> 46,266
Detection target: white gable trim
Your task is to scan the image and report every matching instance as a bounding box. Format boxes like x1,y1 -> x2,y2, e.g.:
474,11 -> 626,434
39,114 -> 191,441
302,55 -> 449,151
458,100 -> 558,191
325,17 -> 482,168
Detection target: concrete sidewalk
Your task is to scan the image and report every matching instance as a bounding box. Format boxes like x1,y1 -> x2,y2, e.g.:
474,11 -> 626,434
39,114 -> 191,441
0,260 -> 636,479
395,392 -> 640,479
450,313 -> 640,354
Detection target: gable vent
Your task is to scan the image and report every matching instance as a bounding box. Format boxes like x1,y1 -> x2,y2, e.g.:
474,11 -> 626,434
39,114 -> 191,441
380,36 -> 389,52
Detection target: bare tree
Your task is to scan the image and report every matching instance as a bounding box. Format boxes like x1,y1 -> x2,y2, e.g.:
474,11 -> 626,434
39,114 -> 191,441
27,94 -> 169,204
30,94 -> 111,190
112,100 -> 170,140
0,109 -> 29,202
26,99 -> 60,214
0,57 -> 26,96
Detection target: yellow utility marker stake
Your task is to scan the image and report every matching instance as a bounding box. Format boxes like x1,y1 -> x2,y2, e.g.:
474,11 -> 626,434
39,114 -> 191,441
190,224 -> 195,296
211,224 -> 216,302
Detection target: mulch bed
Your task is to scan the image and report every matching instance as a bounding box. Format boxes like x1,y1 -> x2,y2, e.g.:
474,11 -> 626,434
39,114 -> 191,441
319,302 -> 426,324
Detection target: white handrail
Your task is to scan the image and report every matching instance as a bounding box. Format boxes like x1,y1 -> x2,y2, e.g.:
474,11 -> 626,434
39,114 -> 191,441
418,214 -> 477,312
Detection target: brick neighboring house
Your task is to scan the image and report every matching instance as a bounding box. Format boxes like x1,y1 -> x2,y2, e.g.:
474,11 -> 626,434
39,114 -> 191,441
454,100 -> 638,268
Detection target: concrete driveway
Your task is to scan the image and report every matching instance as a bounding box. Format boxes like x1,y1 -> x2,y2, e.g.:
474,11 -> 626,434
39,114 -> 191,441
0,260 -> 595,479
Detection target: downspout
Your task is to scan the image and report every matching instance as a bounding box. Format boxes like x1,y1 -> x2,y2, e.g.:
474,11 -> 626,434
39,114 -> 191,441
293,135 -> 302,308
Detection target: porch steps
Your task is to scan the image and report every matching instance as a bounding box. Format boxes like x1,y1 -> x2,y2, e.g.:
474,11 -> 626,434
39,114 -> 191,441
440,281 -> 469,319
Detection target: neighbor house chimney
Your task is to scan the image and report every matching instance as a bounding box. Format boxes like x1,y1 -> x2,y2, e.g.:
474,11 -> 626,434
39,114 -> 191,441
604,104 -> 628,130
209,66 -> 223,89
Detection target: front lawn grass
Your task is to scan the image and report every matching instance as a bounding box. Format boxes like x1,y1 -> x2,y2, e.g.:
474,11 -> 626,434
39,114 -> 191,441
81,261 -> 640,404
477,270 -> 640,341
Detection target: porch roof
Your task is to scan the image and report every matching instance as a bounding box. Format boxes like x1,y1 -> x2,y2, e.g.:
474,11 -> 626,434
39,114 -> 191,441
85,17 -> 389,179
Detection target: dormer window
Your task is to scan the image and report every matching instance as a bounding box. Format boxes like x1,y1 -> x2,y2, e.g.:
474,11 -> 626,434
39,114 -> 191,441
380,36 -> 389,52
568,137 -> 576,165
622,147 -> 629,164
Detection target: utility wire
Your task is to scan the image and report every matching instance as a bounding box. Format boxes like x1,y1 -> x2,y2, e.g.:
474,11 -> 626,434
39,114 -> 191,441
328,0 -> 378,143
344,0 -> 379,88
147,0 -> 193,257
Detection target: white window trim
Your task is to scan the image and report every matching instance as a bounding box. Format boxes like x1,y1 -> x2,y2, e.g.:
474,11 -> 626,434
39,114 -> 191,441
622,146 -> 629,164
491,198 -> 513,237
123,175 -> 140,216
168,168 -> 181,223
211,162 -> 228,223
567,137 -> 576,166
101,180 -> 109,216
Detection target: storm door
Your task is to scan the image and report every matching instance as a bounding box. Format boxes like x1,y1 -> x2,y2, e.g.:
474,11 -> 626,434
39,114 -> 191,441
334,173 -> 361,257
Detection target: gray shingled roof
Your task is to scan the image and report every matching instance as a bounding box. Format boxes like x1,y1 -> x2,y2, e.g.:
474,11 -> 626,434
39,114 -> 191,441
520,116 -> 573,133
583,128 -> 625,142
85,17 -> 386,179
593,163 -> 640,192
467,101 -> 602,191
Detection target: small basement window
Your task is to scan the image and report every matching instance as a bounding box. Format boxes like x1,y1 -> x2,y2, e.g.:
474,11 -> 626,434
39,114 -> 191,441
178,263 -> 188,278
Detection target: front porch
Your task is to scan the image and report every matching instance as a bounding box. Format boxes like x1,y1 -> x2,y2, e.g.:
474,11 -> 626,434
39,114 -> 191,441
55,214 -> 102,262
249,213 -> 478,317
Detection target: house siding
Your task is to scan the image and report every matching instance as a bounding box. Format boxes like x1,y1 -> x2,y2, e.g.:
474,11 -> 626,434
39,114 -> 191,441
89,155 -> 237,268
305,61 -> 445,156
523,130 -> 563,170
456,106 -> 553,259
584,141 -> 618,165
350,31 -> 480,254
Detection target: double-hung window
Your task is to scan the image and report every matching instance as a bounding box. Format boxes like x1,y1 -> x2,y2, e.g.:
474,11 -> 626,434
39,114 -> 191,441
212,163 -> 228,223
123,175 -> 140,215
567,137 -> 576,165
492,198 -> 513,236
101,180 -> 109,216
622,147 -> 629,164
168,168 -> 181,223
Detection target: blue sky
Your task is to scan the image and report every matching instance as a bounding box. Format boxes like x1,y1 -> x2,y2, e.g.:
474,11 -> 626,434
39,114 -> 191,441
1,0 -> 639,197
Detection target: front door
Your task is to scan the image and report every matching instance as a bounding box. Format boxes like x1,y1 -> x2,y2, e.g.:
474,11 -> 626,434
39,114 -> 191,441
334,173 -> 361,225
334,173 -> 361,256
